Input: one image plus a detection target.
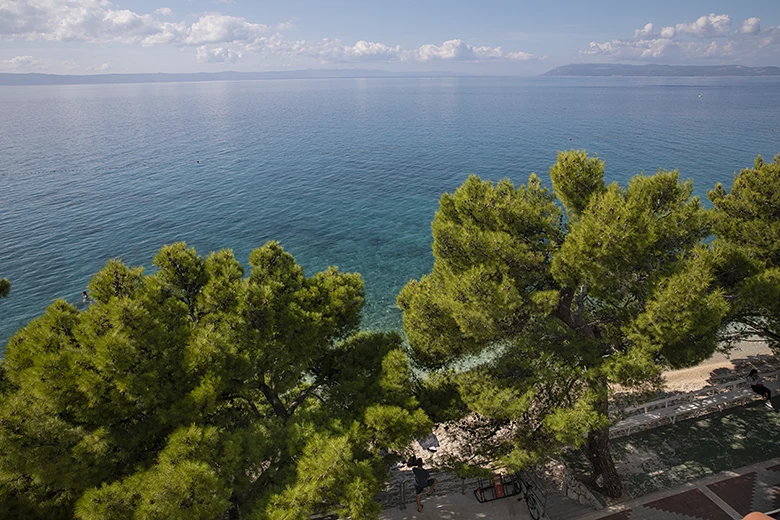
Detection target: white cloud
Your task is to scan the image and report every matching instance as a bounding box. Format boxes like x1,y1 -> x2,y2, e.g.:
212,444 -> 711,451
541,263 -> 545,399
416,40 -> 475,60
87,62 -> 110,71
0,0 -> 537,66
583,38 -> 678,60
0,54 -> 44,70
582,37 -> 745,61
183,14 -> 268,45
281,38 -> 400,62
626,14 -> 732,42
275,20 -> 295,31
675,13 -> 731,38
348,39 -> 403,60
758,26 -> 780,49
412,39 -> 536,61
739,17 -> 761,35
582,12 -> 780,62
10,55 -> 40,66
634,23 -> 654,40
196,45 -> 242,63
414,40 -> 536,61
0,0 -> 162,43
0,1 -> 267,47
281,38 -> 538,63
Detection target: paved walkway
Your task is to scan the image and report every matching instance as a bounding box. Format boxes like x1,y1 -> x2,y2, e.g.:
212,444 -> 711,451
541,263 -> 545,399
575,458 -> 780,520
378,485 -> 534,520
378,458 -> 780,520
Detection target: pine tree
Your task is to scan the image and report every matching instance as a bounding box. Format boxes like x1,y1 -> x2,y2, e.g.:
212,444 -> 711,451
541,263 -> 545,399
398,150 -> 727,497
0,242 -> 431,519
709,154 -> 780,350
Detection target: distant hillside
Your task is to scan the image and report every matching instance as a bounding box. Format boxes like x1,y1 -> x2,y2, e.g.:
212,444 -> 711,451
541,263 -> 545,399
0,69 -> 464,86
543,64 -> 780,77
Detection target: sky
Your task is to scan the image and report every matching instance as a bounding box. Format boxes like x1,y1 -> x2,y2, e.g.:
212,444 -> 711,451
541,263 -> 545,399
1,0 -> 779,75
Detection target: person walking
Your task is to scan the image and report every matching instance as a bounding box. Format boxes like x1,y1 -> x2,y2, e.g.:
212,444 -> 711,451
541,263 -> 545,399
748,369 -> 772,406
412,457 -> 436,512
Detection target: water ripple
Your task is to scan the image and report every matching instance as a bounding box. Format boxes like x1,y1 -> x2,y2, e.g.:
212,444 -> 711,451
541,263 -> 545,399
1,77 -> 779,351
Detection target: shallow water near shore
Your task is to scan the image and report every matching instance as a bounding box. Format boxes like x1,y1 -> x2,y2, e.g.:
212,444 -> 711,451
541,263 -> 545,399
1,76 -> 779,352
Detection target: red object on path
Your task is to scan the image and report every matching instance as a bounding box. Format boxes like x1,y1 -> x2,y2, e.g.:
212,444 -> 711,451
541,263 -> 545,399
493,475 -> 506,498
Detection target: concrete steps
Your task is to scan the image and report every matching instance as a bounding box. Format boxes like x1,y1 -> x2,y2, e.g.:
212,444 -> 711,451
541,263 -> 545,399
543,493 -> 596,520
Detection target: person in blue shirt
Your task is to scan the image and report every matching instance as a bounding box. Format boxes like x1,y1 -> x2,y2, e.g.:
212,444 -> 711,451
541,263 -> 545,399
412,457 -> 436,512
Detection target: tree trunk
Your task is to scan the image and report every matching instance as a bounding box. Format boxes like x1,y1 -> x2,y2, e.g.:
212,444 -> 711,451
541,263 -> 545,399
584,380 -> 623,498
585,423 -> 622,498
228,501 -> 240,520
258,382 -> 288,419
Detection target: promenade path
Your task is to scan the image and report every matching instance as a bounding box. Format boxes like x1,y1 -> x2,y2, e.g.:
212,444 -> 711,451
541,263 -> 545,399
575,457 -> 780,520
378,487 -> 534,520
380,345 -> 779,519
379,458 -> 780,520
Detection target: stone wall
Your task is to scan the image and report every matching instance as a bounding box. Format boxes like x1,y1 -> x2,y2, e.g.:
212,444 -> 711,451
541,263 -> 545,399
560,464 -> 604,511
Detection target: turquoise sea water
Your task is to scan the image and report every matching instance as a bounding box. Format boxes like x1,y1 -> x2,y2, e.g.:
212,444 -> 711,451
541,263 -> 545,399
1,76 -> 779,351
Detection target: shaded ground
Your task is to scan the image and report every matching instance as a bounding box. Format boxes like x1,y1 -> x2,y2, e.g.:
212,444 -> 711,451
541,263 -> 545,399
578,458 -> 780,520
568,399 -> 780,500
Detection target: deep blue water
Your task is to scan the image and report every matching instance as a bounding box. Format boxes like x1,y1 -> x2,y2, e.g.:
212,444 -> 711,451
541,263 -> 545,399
1,76 -> 779,352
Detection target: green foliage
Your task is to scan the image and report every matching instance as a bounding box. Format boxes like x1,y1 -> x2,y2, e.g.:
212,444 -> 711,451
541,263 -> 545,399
542,392 -> 607,446
399,151 -> 726,496
709,154 -> 780,266
364,405 -> 431,450
77,460 -> 231,520
260,433 -> 382,520
397,173 -> 562,369
0,242 -> 429,519
709,154 -> 780,350
0,278 -> 9,298
416,371 -> 469,424
86,259 -> 143,303
625,250 -> 729,368
552,170 -> 708,300
549,149 -> 606,218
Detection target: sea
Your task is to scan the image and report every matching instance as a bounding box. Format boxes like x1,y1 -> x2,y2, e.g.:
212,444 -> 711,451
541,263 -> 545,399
1,76 -> 779,353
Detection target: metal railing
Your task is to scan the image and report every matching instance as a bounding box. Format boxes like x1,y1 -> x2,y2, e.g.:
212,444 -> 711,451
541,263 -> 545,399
609,370 -> 780,437
613,370 -> 780,419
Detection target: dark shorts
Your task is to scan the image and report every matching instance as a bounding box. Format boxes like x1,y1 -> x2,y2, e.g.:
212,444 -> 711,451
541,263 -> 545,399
415,478 -> 435,495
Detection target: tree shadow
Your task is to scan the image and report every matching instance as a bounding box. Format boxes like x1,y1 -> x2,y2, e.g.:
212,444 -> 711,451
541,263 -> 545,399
567,400 -> 780,500
705,353 -> 780,387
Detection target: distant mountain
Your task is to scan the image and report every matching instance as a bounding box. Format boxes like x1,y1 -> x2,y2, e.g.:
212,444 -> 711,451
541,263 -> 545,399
0,69 -> 465,86
543,64 -> 780,77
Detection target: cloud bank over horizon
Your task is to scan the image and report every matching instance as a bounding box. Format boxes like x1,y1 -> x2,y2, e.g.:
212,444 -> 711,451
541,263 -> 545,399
582,13 -> 780,62
0,0 -> 540,68
0,1 -> 777,73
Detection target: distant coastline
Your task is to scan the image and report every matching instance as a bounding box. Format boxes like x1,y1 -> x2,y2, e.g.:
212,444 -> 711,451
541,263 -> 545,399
4,65 -> 779,86
0,69 -> 467,86
543,63 -> 780,77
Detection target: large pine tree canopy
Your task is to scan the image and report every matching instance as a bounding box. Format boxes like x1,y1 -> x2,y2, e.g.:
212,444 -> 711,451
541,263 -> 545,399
397,150 -> 730,497
709,154 -> 780,350
0,242 -> 431,520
